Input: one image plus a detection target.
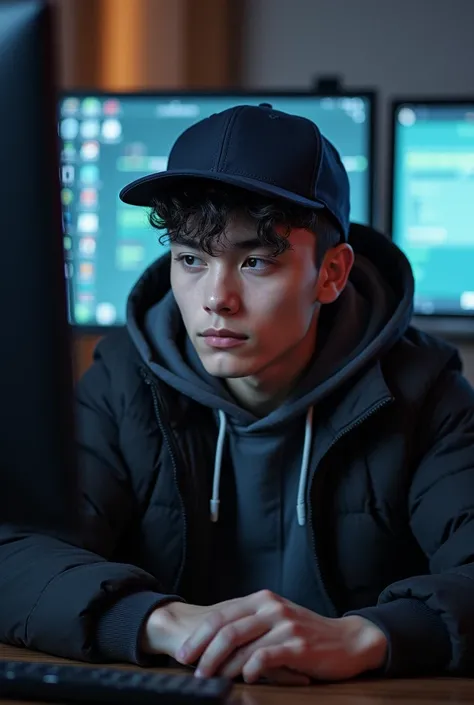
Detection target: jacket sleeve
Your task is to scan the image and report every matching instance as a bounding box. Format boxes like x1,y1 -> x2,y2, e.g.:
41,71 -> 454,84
0,340 -> 180,664
348,367 -> 474,677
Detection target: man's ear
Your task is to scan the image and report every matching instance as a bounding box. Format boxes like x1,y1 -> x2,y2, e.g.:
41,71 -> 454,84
315,244 -> 354,305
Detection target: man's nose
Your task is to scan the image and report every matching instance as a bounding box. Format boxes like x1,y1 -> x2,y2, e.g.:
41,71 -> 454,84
203,271 -> 241,315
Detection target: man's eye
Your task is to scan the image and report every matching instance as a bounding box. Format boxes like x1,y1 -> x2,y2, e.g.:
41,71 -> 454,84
174,254 -> 204,268
245,257 -> 270,270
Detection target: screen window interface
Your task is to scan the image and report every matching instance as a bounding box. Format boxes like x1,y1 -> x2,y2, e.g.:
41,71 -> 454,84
393,103 -> 474,317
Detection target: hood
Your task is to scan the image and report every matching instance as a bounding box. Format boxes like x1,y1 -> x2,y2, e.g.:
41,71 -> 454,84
127,223 -> 414,430
127,223 -> 415,525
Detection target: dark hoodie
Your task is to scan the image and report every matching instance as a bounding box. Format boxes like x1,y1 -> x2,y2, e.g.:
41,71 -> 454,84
97,224 -> 418,636
130,238 -> 401,612
88,224 -> 473,676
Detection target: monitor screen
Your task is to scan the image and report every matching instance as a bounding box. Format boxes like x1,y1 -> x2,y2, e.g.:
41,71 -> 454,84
59,92 -> 374,328
391,100 -> 474,319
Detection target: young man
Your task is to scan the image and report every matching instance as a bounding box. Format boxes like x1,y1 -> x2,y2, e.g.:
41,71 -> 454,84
1,104 -> 474,685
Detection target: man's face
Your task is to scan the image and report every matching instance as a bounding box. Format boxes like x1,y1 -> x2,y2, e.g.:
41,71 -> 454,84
170,214 -> 321,380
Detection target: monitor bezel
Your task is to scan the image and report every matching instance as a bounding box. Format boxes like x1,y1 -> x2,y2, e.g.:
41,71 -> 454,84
60,88 -> 376,334
388,97 -> 474,339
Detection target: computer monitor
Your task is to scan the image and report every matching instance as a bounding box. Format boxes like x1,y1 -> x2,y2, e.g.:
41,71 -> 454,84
390,99 -> 474,337
58,90 -> 375,330
0,0 -> 77,532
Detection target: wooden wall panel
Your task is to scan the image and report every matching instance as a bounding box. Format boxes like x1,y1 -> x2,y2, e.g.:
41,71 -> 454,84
183,0 -> 244,88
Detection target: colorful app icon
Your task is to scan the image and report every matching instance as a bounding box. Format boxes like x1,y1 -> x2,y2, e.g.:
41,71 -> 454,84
79,262 -> 95,280
61,188 -> 73,206
101,119 -> 122,141
103,99 -> 120,116
78,237 -> 97,256
96,302 -> 117,325
77,213 -> 99,233
61,164 -> 75,185
60,118 -> 79,140
82,97 -> 101,117
80,120 -> 100,139
74,303 -> 93,324
63,235 -> 72,251
80,188 -> 98,208
61,97 -> 79,116
80,140 -> 100,161
61,142 -> 76,161
79,165 -> 99,185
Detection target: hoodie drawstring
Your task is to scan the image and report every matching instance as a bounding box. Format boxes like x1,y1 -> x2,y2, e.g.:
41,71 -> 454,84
210,407 -> 314,526
210,409 -> 227,522
296,406 -> 314,526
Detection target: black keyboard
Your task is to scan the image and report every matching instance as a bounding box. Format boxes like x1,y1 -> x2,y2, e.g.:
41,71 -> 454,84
0,661 -> 233,705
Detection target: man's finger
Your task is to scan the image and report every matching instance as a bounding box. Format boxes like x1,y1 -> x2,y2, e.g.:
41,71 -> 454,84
219,619 -> 290,679
176,602 -> 257,664
242,642 -> 306,684
195,615 -> 271,678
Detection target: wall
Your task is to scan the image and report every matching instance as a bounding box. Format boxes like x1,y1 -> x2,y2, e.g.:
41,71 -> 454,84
241,0 -> 474,382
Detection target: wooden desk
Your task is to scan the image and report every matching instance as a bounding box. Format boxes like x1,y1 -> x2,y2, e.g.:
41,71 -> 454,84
1,644 -> 473,705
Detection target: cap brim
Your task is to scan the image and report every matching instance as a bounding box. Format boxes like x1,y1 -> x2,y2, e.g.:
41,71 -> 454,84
119,169 -> 326,212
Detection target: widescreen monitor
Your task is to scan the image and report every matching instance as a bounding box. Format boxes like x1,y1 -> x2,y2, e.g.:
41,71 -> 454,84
59,91 -> 375,329
391,99 -> 474,336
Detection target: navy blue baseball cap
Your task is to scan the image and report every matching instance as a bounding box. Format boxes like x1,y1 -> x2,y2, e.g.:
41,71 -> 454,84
119,103 -> 351,240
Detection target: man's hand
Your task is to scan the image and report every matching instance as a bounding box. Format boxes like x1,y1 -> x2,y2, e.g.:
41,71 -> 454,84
173,590 -> 387,684
141,597 -> 261,659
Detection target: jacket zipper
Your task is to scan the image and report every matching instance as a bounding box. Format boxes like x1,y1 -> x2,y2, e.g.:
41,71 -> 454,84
141,372 -> 188,594
309,398 -> 392,617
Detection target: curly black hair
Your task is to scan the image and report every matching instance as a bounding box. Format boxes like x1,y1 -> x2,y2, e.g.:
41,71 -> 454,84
148,182 -> 341,267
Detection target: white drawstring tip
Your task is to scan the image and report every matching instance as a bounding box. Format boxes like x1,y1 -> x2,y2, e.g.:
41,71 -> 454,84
297,502 -> 306,526
210,499 -> 220,523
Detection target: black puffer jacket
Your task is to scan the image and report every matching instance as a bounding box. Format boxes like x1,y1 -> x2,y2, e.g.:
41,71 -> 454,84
1,225 -> 474,677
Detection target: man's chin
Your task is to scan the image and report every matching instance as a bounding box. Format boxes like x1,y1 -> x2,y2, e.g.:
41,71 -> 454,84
198,352 -> 258,379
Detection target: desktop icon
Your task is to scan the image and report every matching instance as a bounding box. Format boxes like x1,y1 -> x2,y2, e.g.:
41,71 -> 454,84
62,211 -> 72,231
61,142 -> 76,161
103,99 -> 121,116
96,302 -> 117,325
61,97 -> 80,116
79,262 -> 95,280
80,188 -> 98,208
60,118 -> 79,140
101,119 -> 122,141
80,120 -> 100,139
82,97 -> 101,117
77,213 -> 99,233
80,141 -> 100,161
78,237 -> 97,256
79,165 -> 99,185
61,165 -> 75,186
74,302 -> 93,324
61,188 -> 74,206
